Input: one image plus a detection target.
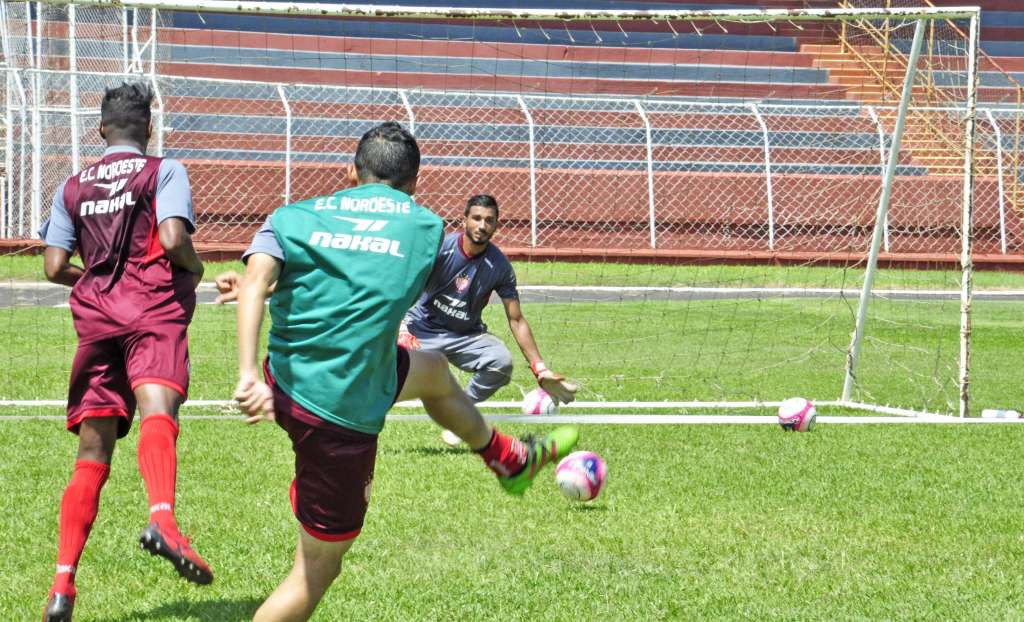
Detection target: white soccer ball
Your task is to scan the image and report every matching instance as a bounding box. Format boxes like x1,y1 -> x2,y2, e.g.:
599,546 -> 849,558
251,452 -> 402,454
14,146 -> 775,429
521,388 -> 558,415
777,397 -> 816,432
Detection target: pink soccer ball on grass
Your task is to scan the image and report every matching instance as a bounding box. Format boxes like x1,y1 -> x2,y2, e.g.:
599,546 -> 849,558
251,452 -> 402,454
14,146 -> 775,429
521,388 -> 558,415
777,397 -> 817,432
555,451 -> 607,502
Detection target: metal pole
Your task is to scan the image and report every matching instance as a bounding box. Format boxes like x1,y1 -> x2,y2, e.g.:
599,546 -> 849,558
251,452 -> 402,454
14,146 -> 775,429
131,8 -> 140,71
149,73 -> 163,156
4,72 -> 13,238
958,13 -> 980,418
398,89 -> 415,135
635,100 -> 656,249
866,105 -> 890,251
984,109 -> 1007,254
842,18 -> 926,402
30,2 -> 42,236
0,3 -> 11,71
278,84 -> 291,204
24,2 -> 31,70
516,95 -> 538,247
149,8 -> 157,77
69,3 -> 79,171
17,70 -> 26,237
122,7 -> 128,72
34,2 -> 41,67
750,102 -> 775,250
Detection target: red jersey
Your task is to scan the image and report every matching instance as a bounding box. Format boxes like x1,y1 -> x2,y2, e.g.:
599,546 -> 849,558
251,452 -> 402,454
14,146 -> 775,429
62,150 -> 196,343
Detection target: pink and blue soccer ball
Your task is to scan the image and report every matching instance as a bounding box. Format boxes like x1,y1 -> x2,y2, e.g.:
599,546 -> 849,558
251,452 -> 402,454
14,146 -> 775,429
521,388 -> 558,415
555,451 -> 607,501
777,397 -> 816,432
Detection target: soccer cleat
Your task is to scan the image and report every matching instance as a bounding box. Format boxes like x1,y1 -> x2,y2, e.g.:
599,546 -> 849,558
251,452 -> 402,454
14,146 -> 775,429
42,593 -> 74,622
139,523 -> 213,585
499,425 -> 579,496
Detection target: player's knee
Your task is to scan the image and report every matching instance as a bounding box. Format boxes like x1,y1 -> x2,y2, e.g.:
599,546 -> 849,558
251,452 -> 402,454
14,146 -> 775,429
488,349 -> 514,381
409,350 -> 458,399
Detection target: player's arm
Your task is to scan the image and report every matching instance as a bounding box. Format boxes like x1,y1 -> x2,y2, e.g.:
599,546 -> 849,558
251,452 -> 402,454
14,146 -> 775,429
502,297 -> 578,404
234,252 -> 280,423
40,180 -> 82,288
159,217 -> 204,287
214,269 -> 275,304
43,246 -> 83,288
155,159 -> 203,287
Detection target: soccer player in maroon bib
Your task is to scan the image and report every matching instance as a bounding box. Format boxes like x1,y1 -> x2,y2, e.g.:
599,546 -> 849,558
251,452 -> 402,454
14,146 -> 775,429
38,83 -> 210,622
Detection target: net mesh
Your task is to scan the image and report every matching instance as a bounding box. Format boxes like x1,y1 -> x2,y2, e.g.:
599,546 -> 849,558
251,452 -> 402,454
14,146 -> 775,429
0,3 -> 1001,415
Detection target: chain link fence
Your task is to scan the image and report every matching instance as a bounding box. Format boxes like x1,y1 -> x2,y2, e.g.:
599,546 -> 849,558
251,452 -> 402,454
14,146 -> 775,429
1,3 -> 1014,257
3,68 -> 1011,257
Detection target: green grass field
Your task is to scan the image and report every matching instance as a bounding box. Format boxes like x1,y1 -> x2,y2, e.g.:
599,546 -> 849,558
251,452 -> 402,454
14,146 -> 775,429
2,421 -> 1024,620
2,258 -> 1023,620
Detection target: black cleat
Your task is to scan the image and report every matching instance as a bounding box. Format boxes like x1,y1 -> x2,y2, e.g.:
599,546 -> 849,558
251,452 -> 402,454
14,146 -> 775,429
139,522 -> 213,585
42,593 -> 74,622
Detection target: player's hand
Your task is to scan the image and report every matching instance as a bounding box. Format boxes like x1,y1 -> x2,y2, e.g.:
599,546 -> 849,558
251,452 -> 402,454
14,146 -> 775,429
397,322 -> 421,350
537,369 -> 578,405
234,373 -> 275,423
215,271 -> 242,304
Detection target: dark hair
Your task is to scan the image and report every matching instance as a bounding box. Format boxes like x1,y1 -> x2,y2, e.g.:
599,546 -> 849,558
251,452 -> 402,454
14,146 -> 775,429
100,82 -> 152,139
464,194 -> 499,218
353,122 -> 420,189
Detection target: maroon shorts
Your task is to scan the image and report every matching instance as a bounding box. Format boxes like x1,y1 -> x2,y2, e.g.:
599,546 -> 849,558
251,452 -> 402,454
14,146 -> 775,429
264,347 -> 410,541
67,323 -> 190,438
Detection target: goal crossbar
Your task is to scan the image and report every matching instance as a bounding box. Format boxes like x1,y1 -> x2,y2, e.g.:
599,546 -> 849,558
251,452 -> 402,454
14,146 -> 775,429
33,1 -> 981,23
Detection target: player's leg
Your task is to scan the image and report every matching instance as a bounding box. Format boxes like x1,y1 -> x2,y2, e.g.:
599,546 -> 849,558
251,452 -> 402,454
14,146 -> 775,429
396,348 -> 492,447
253,530 -> 354,622
426,331 -> 514,402
124,325 -> 213,585
258,367 -> 377,620
397,347 -> 578,493
46,340 -> 132,621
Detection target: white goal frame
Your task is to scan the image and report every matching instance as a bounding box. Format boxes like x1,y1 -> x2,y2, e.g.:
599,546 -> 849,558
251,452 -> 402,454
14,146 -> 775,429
0,2 -> 985,419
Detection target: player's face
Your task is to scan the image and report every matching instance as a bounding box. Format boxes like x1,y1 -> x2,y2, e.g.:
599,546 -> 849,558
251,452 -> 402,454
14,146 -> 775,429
464,206 -> 498,245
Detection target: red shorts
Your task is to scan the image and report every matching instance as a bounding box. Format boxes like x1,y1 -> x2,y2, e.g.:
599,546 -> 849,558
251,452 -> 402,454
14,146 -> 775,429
67,323 -> 190,438
265,347 -> 410,541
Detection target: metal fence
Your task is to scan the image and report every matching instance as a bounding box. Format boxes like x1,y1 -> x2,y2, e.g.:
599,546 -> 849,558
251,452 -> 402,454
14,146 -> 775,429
1,1 -> 1017,257
2,68 -> 1014,256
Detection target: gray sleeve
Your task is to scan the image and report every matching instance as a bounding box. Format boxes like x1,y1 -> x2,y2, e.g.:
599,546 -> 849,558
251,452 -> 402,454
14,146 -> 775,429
242,215 -> 285,263
496,263 -> 519,300
156,159 -> 196,233
38,179 -> 75,252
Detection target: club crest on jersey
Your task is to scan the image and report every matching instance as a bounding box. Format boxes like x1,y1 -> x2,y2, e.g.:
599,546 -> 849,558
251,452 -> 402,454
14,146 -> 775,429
455,274 -> 470,292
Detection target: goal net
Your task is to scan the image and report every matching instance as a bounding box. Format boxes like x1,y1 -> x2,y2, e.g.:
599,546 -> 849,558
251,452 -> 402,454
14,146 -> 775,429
0,2 -> 1000,418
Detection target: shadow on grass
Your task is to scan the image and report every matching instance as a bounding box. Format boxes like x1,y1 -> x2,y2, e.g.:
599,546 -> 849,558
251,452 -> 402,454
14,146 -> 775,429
105,596 -> 262,622
402,446 -> 470,456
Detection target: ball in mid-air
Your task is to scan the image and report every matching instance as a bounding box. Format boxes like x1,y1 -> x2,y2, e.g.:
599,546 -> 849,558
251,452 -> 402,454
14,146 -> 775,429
555,451 -> 607,501
778,397 -> 816,432
521,388 -> 557,415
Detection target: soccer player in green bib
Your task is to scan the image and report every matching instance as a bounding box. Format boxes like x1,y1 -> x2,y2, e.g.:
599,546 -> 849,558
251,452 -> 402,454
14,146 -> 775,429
234,122 -> 578,622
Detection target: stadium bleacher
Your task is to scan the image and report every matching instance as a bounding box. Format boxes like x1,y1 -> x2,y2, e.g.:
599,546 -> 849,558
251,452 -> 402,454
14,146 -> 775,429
41,1 -> 1021,254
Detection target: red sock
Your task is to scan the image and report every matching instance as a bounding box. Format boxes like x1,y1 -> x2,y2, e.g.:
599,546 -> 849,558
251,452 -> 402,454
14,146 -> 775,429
476,429 -> 527,478
51,460 -> 110,596
137,413 -> 179,531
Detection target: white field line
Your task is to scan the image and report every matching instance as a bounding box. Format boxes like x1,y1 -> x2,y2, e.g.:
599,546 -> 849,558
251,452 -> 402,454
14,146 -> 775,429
8,282 -> 1024,297
0,413 -> 1017,424
0,398 -> 931,413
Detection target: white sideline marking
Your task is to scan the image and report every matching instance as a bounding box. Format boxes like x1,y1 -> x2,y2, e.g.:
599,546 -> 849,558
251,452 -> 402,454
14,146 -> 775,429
1,414 -> 1019,424
0,399 -> 953,420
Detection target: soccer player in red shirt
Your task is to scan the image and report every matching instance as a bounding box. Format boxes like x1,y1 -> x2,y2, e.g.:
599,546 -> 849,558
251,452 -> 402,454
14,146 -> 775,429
38,82 -> 211,622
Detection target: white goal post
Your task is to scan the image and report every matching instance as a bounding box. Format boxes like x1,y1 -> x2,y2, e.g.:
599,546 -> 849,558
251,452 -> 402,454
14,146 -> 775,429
0,2 -> 991,419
